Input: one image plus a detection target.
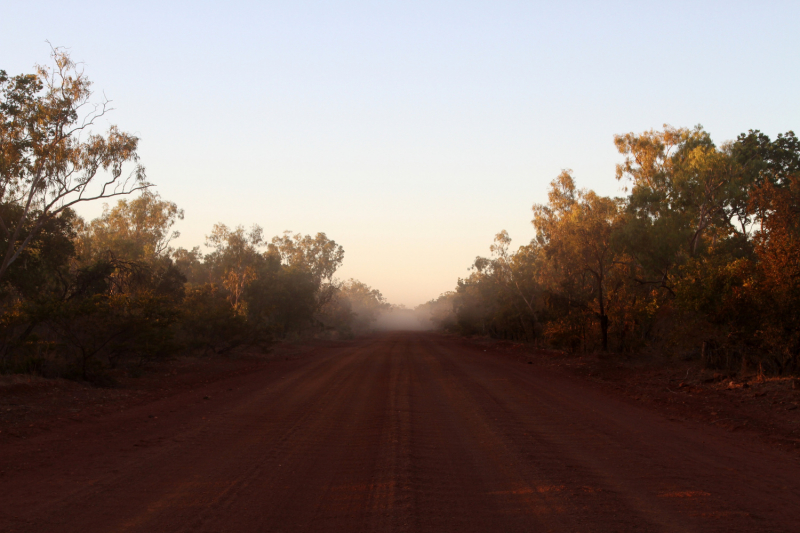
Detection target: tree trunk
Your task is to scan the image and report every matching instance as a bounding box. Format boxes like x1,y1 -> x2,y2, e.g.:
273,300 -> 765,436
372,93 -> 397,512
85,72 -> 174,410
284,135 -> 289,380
600,314 -> 609,352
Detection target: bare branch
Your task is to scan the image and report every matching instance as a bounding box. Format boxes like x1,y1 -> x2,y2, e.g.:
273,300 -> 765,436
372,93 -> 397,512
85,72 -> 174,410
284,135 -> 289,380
0,48 -> 149,280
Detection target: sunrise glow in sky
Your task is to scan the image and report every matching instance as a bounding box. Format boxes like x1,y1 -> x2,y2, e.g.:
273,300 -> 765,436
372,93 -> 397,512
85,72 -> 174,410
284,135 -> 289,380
3,1 -> 798,306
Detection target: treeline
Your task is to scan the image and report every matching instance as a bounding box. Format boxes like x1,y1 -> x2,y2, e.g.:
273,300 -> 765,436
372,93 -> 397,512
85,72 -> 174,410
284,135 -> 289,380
0,192 -> 388,381
0,49 -> 387,382
421,126 -> 800,375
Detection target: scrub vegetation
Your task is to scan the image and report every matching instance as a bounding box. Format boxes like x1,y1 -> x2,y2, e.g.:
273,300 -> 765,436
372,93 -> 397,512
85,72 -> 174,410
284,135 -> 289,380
3,49 -> 800,384
421,125 -> 800,376
0,49 -> 387,382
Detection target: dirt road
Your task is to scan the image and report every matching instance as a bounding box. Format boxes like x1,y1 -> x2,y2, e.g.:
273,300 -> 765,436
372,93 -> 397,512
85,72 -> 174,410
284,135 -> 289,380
2,332 -> 800,532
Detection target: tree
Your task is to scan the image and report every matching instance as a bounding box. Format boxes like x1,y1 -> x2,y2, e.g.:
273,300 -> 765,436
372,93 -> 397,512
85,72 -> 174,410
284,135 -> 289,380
270,231 -> 345,312
614,125 -> 750,259
180,284 -> 268,355
0,47 -> 150,281
244,263 -> 318,337
270,231 -> 344,285
204,224 -> 265,314
0,204 -> 77,300
416,292 -> 458,331
172,246 -> 207,286
747,173 -> 800,371
77,192 -> 183,263
533,171 -> 623,351
488,231 -> 537,315
335,279 -> 389,333
459,232 -> 541,342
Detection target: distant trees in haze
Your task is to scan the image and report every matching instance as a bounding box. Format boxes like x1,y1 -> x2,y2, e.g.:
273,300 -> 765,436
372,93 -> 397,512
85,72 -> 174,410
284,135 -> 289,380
422,126 -> 800,375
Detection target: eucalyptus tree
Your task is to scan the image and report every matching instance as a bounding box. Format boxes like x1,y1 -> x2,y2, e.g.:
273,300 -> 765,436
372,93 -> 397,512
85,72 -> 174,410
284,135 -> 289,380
78,192 -> 183,263
0,47 -> 149,281
270,231 -> 345,311
614,126 -> 754,266
533,171 -> 624,351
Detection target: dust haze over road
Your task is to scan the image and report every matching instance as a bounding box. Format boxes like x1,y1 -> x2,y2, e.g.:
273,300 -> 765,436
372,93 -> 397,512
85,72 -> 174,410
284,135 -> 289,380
2,332 -> 799,532
374,307 -> 431,331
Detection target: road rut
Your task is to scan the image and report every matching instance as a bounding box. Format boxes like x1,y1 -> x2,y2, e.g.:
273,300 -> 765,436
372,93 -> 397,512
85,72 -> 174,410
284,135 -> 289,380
1,332 -> 799,532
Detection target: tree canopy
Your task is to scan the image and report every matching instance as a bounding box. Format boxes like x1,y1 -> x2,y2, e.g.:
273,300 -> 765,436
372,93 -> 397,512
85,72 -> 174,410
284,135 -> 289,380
0,47 -> 149,281
0,51 -> 388,382
423,125 -> 800,374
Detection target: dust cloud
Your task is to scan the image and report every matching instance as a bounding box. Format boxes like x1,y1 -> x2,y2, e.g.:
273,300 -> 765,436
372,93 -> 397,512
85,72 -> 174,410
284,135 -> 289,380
374,307 -> 433,331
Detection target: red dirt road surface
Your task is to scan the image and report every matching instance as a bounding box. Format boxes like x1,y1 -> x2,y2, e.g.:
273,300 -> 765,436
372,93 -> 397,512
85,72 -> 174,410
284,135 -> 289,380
2,332 -> 800,532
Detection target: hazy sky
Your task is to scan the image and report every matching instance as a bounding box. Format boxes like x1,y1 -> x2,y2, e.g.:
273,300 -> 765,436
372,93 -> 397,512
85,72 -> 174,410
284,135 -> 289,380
3,1 -> 799,306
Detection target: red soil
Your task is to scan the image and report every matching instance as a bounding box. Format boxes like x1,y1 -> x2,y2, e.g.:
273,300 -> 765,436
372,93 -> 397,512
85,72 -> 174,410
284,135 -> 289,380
1,331 -> 799,532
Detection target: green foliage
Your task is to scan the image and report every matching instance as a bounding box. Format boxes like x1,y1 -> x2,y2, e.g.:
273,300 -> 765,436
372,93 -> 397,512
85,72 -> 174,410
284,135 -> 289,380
425,231 -> 541,342
77,192 -> 183,263
0,253 -> 185,382
416,292 -> 458,332
180,284 -> 268,355
334,279 -> 390,333
0,204 -> 77,300
0,50 -> 381,383
245,264 -> 318,338
6,57 -> 797,381
270,231 -> 345,285
533,171 -> 624,350
434,126 -> 800,375
0,47 -> 149,282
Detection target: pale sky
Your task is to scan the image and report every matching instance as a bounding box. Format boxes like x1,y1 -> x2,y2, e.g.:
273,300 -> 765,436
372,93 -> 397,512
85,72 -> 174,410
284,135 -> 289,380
3,1 -> 799,306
